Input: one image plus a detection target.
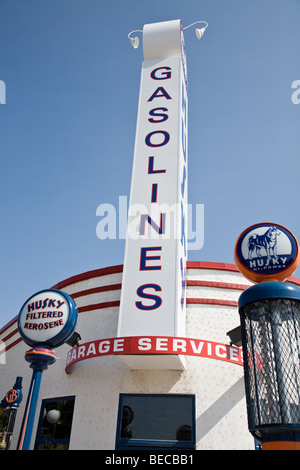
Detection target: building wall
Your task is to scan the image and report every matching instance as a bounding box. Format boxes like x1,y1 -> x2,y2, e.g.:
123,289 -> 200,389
2,261 -> 297,450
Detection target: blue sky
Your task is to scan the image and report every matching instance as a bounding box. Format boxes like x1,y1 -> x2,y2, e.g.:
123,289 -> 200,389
1,0 -> 300,328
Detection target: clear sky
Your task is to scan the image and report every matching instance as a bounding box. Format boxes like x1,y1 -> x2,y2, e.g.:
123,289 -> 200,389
1,0 -> 300,329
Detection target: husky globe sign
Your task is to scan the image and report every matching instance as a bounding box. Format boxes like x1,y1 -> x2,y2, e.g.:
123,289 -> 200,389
18,289 -> 78,348
234,223 -> 300,283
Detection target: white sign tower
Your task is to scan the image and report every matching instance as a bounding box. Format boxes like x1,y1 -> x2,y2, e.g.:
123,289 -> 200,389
117,19 -> 207,370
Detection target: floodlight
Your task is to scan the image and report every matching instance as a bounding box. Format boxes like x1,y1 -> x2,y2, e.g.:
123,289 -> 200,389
128,30 -> 143,49
183,21 -> 208,40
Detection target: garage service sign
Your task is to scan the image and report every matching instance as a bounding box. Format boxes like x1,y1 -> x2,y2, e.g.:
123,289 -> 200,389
234,222 -> 300,283
18,289 -> 78,348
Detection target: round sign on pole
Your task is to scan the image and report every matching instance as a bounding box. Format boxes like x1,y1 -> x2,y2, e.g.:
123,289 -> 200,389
234,222 -> 300,283
18,289 -> 78,348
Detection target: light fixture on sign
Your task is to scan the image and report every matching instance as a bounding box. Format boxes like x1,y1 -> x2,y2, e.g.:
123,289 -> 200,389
128,20 -> 208,50
128,29 -> 143,49
183,21 -> 208,40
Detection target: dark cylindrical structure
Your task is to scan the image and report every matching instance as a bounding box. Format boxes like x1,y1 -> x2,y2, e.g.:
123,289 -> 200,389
238,282 -> 300,449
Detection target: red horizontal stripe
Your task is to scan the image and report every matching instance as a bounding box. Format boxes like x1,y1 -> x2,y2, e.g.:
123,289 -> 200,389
52,265 -> 123,290
186,298 -> 238,307
26,348 -> 56,358
52,262 -> 242,291
2,327 -> 19,343
186,280 -> 249,290
71,283 -> 122,299
187,261 -> 239,272
2,337 -> 23,352
76,299 -> 238,313
78,300 -> 120,313
71,280 -> 246,305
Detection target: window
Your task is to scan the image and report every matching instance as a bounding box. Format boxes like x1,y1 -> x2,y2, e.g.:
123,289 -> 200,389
34,396 -> 75,450
115,394 -> 195,450
0,409 -> 9,449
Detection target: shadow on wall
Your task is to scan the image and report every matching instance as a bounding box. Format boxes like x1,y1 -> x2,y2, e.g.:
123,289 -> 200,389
196,376 -> 245,442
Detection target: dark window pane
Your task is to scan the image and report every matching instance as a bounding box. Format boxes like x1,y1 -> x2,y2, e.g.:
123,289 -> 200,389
118,394 -> 194,443
35,396 -> 75,450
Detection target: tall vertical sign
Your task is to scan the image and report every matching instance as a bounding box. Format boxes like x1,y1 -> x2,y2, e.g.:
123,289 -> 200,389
117,20 -> 188,369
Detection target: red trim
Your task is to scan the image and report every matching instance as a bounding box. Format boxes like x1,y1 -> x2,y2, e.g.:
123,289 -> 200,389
71,283 -> 122,299
186,280 -> 249,291
52,262 -> 242,292
76,298 -> 238,313
186,261 -> 239,272
78,300 -> 120,313
0,316 -> 19,335
52,265 -> 123,290
2,328 -> 19,343
186,298 -> 238,307
25,348 -> 56,358
3,337 -> 23,352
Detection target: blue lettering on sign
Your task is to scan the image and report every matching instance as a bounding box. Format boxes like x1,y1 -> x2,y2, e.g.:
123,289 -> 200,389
147,87 -> 172,102
148,156 -> 166,174
140,247 -> 162,271
150,67 -> 172,80
139,213 -> 166,235
134,63 -> 189,318
136,284 -> 162,310
27,298 -> 65,312
145,130 -> 170,147
148,107 -> 169,123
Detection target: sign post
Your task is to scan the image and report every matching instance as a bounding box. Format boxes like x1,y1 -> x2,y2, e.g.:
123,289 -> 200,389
17,289 -> 78,450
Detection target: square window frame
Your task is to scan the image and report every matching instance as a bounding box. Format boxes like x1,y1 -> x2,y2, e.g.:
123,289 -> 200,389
34,395 -> 76,450
115,393 -> 196,450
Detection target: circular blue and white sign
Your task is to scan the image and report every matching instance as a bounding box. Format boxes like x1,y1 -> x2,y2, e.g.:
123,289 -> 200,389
18,289 -> 78,348
234,222 -> 300,283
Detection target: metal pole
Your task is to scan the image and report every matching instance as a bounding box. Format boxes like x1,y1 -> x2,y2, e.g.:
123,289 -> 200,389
17,366 -> 43,450
17,348 -> 56,450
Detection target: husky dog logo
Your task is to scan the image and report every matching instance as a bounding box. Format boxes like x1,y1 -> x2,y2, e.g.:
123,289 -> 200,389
248,226 -> 281,266
234,222 -> 300,283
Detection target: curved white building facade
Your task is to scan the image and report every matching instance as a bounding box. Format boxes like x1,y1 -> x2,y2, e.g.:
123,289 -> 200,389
3,261 -> 298,450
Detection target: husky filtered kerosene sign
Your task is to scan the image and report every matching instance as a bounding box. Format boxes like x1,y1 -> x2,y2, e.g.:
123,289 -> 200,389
234,222 -> 300,283
18,289 -> 78,348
